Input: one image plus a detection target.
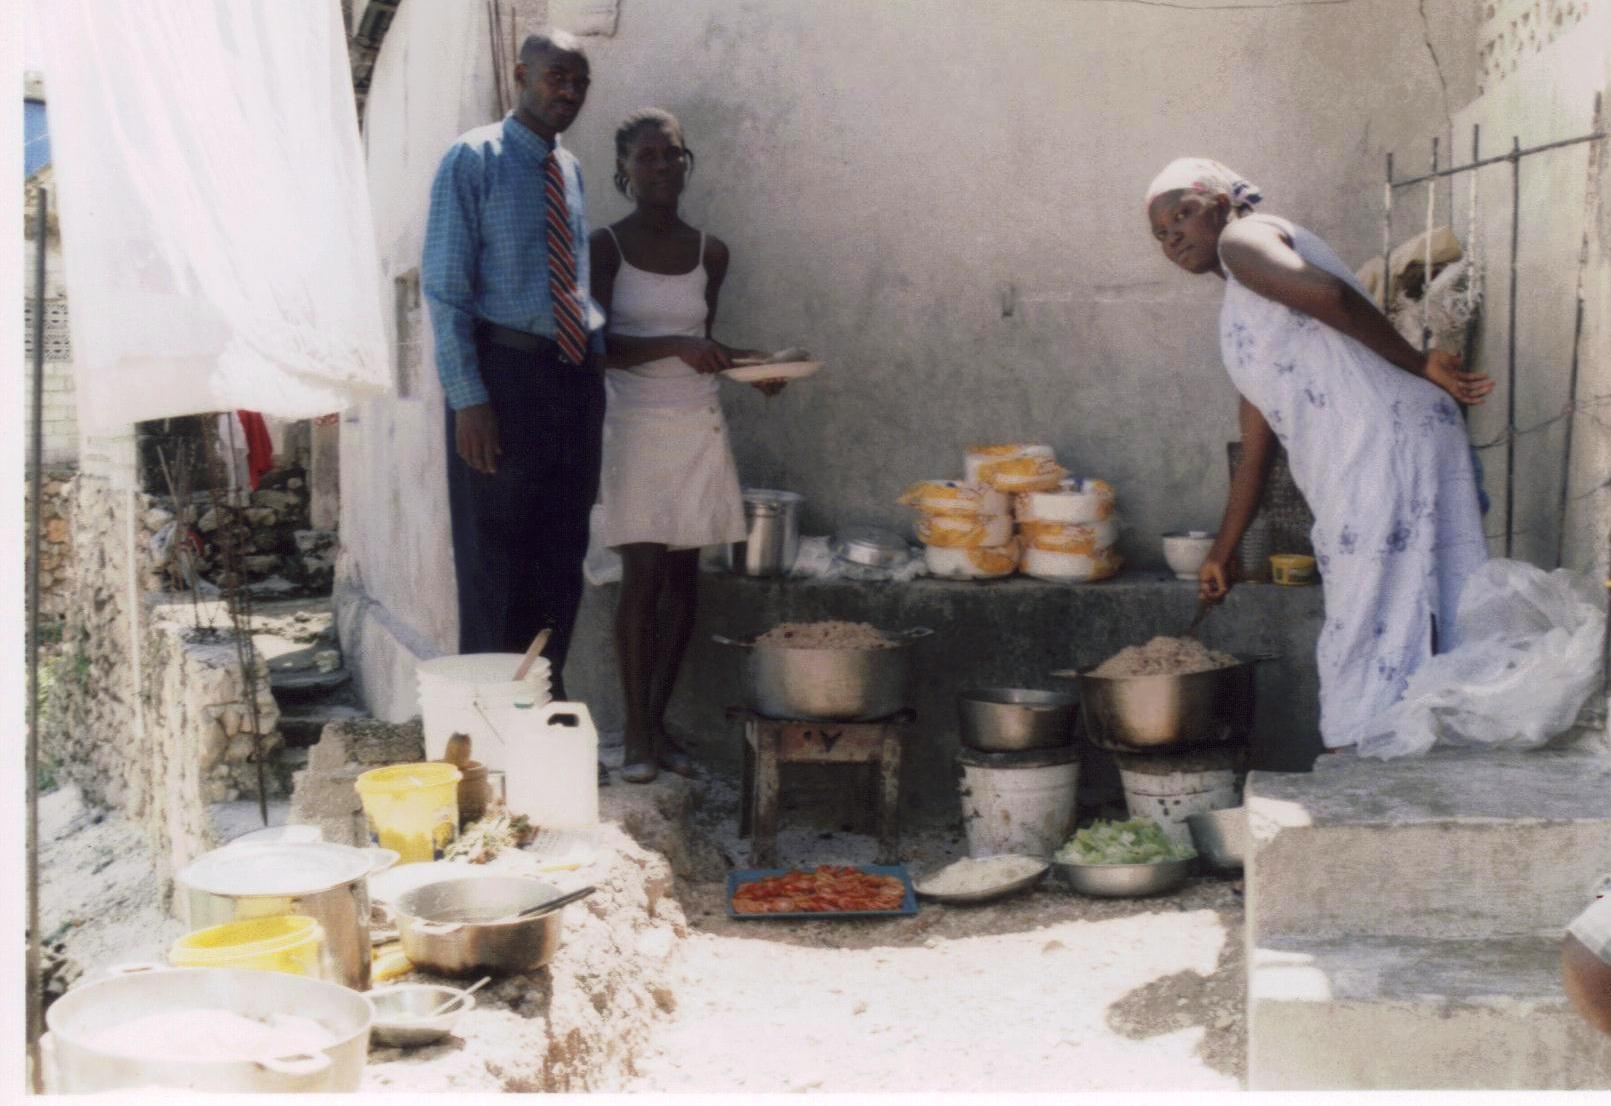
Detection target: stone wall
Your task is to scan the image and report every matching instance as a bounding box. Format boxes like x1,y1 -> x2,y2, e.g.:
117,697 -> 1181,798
47,472 -> 285,895
26,468 -> 76,624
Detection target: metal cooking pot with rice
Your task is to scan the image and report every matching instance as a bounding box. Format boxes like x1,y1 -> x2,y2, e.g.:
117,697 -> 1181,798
714,623 -> 933,721
1052,640 -> 1274,751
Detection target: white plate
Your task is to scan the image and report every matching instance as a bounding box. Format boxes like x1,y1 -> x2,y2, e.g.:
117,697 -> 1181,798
720,360 -> 823,384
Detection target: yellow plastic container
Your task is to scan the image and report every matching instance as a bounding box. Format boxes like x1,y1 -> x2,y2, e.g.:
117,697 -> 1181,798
356,763 -> 462,865
1270,553 -> 1318,586
169,914 -> 325,978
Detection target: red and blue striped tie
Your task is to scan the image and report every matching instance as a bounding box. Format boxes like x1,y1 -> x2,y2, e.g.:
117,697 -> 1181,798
544,151 -> 588,365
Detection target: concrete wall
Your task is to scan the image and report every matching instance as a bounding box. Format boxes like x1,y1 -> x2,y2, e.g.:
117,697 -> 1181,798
340,1 -> 1495,738
1454,4 -> 1610,576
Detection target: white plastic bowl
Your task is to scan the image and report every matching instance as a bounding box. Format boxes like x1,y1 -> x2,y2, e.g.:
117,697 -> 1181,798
1162,531 -> 1216,580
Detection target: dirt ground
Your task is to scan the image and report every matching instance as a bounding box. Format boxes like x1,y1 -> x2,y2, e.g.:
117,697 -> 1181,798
614,775 -> 1246,1093
40,769 -> 1246,1094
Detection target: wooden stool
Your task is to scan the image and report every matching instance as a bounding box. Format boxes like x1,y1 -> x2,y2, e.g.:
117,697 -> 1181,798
730,707 -> 913,867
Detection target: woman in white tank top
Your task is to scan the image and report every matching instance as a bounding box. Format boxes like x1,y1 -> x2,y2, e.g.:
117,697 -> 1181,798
589,109 -> 782,783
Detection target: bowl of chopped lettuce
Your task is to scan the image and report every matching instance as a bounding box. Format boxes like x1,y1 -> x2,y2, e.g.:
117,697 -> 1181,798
1051,818 -> 1196,897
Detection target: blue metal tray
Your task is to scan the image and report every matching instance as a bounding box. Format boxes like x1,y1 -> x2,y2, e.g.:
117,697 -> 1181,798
726,864 -> 917,920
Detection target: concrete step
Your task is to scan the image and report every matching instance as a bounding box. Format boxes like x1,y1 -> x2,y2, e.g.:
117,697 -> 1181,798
1247,747 -> 1611,942
268,664 -> 352,699
279,704 -> 367,747
1249,933 -> 1611,1089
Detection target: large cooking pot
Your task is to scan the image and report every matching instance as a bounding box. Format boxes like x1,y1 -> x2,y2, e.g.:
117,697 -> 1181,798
43,966 -> 373,1093
178,842 -> 374,990
1054,657 -> 1269,752
714,626 -> 932,721
395,876 -> 568,976
722,488 -> 803,577
958,688 -> 1079,752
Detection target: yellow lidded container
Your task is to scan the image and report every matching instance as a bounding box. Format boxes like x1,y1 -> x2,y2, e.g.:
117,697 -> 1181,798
169,914 -> 325,978
1269,553 -> 1318,586
355,762 -> 462,864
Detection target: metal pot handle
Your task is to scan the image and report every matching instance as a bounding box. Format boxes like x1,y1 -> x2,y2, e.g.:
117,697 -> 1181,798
256,1052 -> 332,1078
893,626 -> 933,643
711,634 -> 752,648
1245,652 -> 1281,664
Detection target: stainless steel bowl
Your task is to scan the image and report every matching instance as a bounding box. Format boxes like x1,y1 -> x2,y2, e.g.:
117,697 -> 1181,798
395,877 -> 566,976
958,688 -> 1078,751
715,627 -> 932,721
1059,659 -> 1261,752
1052,857 -> 1194,898
368,983 -> 476,1048
1185,806 -> 1248,872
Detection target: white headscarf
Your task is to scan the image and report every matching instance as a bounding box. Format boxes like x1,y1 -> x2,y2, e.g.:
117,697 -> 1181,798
1144,157 -> 1263,213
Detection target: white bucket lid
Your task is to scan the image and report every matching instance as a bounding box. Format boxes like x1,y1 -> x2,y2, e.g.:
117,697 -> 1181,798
178,842 -> 373,897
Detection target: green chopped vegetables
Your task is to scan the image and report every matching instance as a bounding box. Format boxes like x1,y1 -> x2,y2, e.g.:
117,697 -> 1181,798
1055,818 -> 1196,865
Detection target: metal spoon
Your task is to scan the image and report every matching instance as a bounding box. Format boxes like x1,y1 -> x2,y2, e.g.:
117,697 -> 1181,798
1184,598 -> 1214,639
504,884 -> 596,921
425,975 -> 492,1019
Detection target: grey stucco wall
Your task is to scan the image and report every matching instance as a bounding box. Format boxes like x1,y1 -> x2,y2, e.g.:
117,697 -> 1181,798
340,1 -> 1525,750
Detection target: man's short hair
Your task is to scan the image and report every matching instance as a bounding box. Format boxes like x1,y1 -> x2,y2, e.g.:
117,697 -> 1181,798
520,31 -> 588,69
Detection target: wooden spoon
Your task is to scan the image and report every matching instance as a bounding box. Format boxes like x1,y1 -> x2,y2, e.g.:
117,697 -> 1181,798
513,628 -> 552,682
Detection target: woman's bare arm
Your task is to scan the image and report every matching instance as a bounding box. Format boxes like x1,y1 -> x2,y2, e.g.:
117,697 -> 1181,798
1219,218 -> 1494,406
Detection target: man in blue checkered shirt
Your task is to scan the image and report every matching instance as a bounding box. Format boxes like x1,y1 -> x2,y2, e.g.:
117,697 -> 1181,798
423,31 -> 606,707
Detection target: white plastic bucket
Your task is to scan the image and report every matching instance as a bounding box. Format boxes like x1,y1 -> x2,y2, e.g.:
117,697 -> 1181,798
959,759 -> 1081,859
1118,766 -> 1239,850
486,701 -> 599,829
416,653 -> 552,770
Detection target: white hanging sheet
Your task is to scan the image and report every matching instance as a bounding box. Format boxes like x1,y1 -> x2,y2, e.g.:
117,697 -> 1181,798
36,0 -> 392,435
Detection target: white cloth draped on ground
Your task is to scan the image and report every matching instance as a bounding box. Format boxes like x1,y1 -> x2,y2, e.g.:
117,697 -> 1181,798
35,0 -> 391,435
1217,216 -> 1488,748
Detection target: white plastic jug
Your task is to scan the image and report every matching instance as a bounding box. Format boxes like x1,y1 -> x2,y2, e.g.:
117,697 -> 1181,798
495,701 -> 599,829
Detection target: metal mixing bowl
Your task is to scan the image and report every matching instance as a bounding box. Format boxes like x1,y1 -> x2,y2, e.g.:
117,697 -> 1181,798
958,688 -> 1079,752
1052,857 -> 1194,898
1185,806 -> 1248,872
368,983 -> 475,1048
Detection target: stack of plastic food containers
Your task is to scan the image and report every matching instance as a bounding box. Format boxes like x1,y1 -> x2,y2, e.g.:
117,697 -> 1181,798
1014,477 -> 1123,582
898,478 -> 1019,579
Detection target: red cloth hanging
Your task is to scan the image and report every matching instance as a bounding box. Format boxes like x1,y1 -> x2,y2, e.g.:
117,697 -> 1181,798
236,410 -> 274,490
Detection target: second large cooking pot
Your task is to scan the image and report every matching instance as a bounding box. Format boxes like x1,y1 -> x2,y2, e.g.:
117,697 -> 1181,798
178,842 -> 374,990
43,966 -> 373,1094
715,626 -> 932,721
395,876 -> 568,976
1055,657 -> 1266,752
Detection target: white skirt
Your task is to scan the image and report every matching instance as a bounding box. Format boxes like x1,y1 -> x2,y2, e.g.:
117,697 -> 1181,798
600,400 -> 748,550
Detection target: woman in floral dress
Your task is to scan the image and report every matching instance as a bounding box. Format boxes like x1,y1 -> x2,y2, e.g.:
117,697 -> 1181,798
1144,158 -> 1492,751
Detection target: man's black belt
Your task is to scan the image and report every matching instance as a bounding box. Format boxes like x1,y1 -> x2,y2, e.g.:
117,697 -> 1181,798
477,321 -> 562,356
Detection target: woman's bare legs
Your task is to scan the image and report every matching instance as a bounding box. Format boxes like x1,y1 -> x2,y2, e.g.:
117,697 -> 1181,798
615,543 -> 666,783
648,549 -> 700,775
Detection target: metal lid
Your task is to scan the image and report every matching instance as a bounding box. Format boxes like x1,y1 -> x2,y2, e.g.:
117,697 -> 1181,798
832,524 -> 911,567
178,842 -> 374,897
741,488 -> 803,506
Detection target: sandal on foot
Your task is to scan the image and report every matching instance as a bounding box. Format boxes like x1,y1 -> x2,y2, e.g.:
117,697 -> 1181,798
620,760 -> 658,784
598,761 -> 611,787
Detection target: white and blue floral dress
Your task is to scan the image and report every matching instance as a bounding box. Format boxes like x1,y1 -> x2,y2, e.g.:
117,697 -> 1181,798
1218,216 -> 1487,748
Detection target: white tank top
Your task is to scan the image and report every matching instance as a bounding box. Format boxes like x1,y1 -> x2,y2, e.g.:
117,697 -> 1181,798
604,227 -> 718,410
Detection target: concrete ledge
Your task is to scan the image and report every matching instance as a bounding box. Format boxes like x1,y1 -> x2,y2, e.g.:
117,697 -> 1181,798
1248,748 -> 1611,940
569,569 -> 1327,816
1249,934 -> 1611,1089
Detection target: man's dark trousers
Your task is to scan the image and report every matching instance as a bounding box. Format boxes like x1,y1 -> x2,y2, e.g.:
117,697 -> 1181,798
445,334 -> 604,700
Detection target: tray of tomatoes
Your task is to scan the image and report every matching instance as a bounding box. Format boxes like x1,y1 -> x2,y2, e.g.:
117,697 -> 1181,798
726,864 -> 918,920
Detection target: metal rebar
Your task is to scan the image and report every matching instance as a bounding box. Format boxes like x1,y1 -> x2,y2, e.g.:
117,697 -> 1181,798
1389,128 -> 1607,189
1556,93 -> 1603,568
1381,152 -> 1394,311
1504,136 -> 1521,558
27,187 -> 48,1093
